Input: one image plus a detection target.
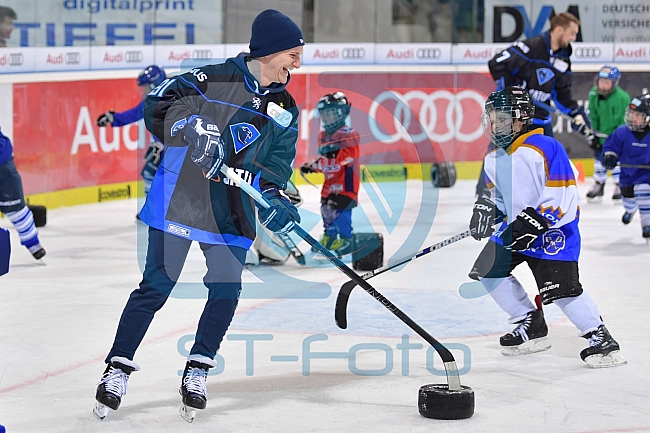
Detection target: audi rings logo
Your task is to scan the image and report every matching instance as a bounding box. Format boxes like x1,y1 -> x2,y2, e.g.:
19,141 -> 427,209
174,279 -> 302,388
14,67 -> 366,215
192,49 -> 213,59
9,53 -> 23,66
125,50 -> 143,63
416,48 -> 442,60
341,47 -> 366,60
574,47 -> 602,59
368,89 -> 486,144
65,52 -> 81,65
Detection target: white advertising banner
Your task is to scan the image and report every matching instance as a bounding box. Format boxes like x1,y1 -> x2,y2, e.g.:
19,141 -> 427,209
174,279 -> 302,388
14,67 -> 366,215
32,46 -> 90,72
3,0 -> 222,47
613,43 -> 650,62
374,44 -> 451,64
570,42 -> 615,64
484,0 -> 650,43
0,48 -> 35,73
154,44 -> 224,69
451,43 -> 511,64
90,45 -> 154,70
302,43 -> 376,65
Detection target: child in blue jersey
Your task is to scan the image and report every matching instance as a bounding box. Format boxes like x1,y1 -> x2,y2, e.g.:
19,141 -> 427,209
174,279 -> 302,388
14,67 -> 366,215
94,10 -> 305,422
469,86 -> 624,368
97,65 -> 166,194
0,126 -> 45,260
602,93 -> 650,239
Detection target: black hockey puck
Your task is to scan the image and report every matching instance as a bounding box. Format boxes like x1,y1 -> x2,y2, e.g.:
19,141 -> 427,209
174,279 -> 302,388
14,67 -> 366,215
418,384 -> 474,420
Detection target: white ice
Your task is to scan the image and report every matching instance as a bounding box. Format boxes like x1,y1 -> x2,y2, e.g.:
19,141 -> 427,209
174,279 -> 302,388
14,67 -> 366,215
1,178 -> 649,433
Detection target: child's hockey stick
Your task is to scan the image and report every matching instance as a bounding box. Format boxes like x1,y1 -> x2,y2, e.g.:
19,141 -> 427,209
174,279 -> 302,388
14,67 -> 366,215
335,229 -> 476,330
220,163 -> 464,391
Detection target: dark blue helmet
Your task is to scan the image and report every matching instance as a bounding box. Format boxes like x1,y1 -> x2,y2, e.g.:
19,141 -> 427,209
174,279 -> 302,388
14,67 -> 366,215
594,66 -> 621,96
317,92 -> 351,135
137,65 -> 166,89
482,86 -> 535,148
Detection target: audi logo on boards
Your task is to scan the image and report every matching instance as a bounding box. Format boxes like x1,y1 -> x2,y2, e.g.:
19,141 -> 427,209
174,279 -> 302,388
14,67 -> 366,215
368,89 -> 486,144
192,49 -> 213,59
65,52 -> 81,65
341,48 -> 366,60
9,53 -> 23,66
125,50 -> 143,63
574,47 -> 602,59
416,48 -> 442,60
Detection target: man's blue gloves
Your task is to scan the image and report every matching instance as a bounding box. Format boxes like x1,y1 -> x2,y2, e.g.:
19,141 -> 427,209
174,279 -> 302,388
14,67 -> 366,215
258,187 -> 301,234
570,107 -> 593,139
183,116 -> 227,180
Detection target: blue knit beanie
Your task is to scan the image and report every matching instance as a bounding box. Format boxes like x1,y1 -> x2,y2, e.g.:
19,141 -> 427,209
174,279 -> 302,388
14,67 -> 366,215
249,9 -> 304,58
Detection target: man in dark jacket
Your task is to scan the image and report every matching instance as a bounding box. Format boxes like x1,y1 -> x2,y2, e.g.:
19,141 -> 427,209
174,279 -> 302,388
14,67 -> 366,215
93,9 -> 304,422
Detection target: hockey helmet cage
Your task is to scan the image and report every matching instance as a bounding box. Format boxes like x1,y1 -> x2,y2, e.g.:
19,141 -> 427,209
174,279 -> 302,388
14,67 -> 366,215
137,65 -> 166,89
625,93 -> 650,132
482,86 -> 535,148
317,91 -> 351,135
594,66 -> 621,96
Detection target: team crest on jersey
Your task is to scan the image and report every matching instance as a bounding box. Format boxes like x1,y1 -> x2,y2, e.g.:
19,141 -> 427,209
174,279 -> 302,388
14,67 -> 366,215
252,96 -> 262,110
267,101 -> 292,128
229,122 -> 260,154
542,229 -> 565,255
536,68 -> 555,86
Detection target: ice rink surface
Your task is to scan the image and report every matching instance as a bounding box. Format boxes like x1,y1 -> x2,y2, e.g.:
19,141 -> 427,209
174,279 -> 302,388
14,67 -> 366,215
1,178 -> 649,433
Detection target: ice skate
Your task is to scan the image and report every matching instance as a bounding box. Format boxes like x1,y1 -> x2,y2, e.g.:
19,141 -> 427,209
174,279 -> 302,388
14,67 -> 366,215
329,235 -> 353,257
612,184 -> 622,200
312,233 -> 334,252
586,181 -> 604,201
93,357 -> 139,420
643,226 -> 650,244
28,244 -> 46,261
580,325 -> 626,368
179,361 -> 210,423
500,309 -> 551,356
621,212 -> 634,225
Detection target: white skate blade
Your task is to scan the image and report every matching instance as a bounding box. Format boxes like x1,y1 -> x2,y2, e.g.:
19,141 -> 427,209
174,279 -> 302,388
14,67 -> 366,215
501,337 -> 551,356
584,350 -> 628,368
93,401 -> 111,420
179,404 -> 196,423
587,197 -> 603,203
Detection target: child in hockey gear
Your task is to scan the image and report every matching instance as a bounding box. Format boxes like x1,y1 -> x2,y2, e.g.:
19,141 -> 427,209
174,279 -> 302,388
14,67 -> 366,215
179,360 -> 210,422
93,357 -> 139,420
602,93 -> 650,241
97,65 -> 167,196
587,66 -> 630,200
301,92 -> 360,256
94,9 -> 304,421
0,126 -> 46,260
470,87 -> 625,366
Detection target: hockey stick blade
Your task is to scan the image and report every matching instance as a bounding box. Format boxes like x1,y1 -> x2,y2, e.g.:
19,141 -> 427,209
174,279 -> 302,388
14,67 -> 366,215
335,229 -> 477,329
220,163 -> 463,388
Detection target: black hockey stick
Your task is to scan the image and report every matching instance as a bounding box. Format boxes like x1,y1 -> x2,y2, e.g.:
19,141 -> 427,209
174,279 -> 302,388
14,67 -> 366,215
335,229 -> 476,330
533,100 -> 608,139
620,163 -> 650,169
221,164 -> 463,390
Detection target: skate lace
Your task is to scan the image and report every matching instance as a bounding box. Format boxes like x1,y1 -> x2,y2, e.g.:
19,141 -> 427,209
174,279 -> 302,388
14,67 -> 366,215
588,329 -> 605,347
183,367 -> 208,397
510,315 -> 532,342
98,366 -> 129,397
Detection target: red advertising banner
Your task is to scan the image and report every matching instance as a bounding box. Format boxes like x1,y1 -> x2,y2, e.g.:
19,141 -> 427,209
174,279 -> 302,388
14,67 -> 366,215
13,71 -> 494,195
288,71 -> 493,167
13,79 -> 144,194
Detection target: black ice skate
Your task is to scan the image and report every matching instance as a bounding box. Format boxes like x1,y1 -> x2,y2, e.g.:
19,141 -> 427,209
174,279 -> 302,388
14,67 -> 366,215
28,244 -> 46,260
179,361 -> 210,423
612,184 -> 622,200
580,325 -> 626,368
643,226 -> 650,244
622,212 -> 634,225
500,309 -> 551,356
93,357 -> 139,420
586,181 -> 604,200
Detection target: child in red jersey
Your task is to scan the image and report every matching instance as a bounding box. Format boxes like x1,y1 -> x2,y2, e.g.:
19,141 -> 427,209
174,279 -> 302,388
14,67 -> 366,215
301,92 -> 360,255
